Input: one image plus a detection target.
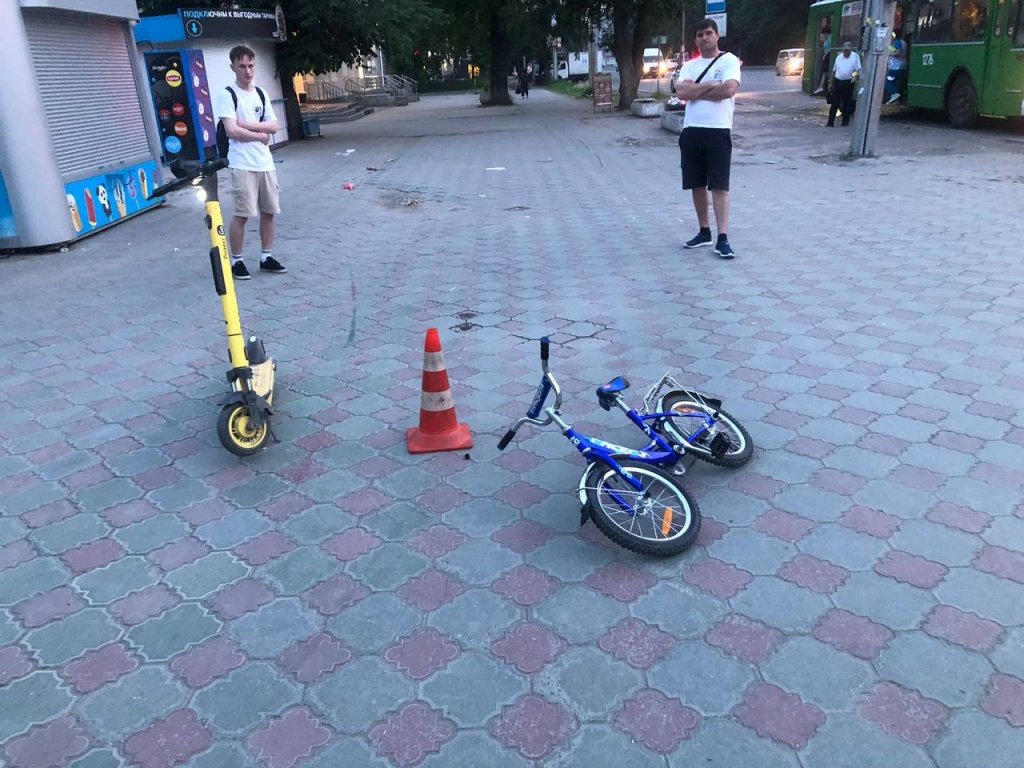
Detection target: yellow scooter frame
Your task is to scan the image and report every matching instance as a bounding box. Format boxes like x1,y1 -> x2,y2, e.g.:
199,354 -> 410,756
150,159 -> 275,456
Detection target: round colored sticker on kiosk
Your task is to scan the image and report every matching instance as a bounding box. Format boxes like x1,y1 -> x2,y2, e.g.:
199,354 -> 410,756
165,70 -> 183,87
172,103 -> 186,116
164,136 -> 182,154
173,122 -> 188,137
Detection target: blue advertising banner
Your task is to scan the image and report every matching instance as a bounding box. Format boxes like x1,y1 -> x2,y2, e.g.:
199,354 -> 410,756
0,172 -> 16,239
64,160 -> 161,237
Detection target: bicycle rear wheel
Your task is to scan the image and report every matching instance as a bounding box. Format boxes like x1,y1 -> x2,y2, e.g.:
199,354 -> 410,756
658,391 -> 753,468
584,460 -> 700,557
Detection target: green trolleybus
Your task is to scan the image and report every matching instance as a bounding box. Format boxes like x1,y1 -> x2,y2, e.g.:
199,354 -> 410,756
804,0 -> 1024,127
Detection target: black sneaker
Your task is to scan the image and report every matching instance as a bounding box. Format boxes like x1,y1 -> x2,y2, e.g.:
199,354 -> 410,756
231,260 -> 251,280
684,231 -> 713,249
260,255 -> 287,274
715,239 -> 736,259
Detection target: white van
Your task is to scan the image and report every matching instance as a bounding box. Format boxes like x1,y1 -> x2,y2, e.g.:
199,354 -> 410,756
642,48 -> 665,77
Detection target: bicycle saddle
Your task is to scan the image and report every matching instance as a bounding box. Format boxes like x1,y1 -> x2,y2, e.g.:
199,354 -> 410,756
596,376 -> 630,410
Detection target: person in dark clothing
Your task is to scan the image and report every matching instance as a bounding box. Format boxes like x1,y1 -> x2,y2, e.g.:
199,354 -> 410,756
517,69 -> 530,99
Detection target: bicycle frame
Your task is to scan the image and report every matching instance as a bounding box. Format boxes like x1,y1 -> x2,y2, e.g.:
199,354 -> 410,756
500,340 -> 686,502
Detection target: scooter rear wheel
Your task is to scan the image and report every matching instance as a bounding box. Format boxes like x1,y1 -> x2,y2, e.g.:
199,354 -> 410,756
217,402 -> 270,456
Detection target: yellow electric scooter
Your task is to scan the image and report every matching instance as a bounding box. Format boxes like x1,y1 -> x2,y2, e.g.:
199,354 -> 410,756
149,158 -> 275,456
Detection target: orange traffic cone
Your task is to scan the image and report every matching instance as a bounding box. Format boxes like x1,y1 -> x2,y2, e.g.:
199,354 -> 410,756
406,328 -> 473,454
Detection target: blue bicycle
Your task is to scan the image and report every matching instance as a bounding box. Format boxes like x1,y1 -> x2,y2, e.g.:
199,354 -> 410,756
498,338 -> 704,557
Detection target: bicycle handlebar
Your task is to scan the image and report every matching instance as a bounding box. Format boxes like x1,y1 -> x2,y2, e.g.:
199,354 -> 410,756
148,158 -> 228,200
497,337 -> 561,450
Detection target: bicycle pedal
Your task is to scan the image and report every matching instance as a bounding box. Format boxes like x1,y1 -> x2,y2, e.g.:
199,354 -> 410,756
709,432 -> 733,459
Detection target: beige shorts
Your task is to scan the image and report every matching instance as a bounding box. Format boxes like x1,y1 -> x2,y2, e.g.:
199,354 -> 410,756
231,169 -> 280,218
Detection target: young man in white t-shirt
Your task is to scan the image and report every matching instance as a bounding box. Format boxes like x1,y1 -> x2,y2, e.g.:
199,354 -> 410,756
214,45 -> 286,279
674,19 -> 742,259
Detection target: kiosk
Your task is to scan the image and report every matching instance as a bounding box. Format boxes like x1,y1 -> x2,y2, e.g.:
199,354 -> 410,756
0,0 -> 164,251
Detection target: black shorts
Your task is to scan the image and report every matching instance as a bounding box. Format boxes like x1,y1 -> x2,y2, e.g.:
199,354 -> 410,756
679,127 -> 733,191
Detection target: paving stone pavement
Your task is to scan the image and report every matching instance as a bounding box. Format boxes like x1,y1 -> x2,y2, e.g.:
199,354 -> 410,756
1,82 -> 1023,767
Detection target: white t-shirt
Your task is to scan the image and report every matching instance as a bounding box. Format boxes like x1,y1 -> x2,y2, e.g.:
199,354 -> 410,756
681,52 -> 741,129
833,52 -> 862,81
214,85 -> 277,172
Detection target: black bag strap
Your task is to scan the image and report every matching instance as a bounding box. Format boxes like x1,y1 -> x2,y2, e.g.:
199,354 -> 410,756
225,85 -> 266,121
695,52 -> 726,83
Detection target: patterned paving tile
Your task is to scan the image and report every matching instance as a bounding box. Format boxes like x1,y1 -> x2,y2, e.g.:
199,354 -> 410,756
368,701 -> 455,767
733,683 -> 825,750
683,558 -> 753,599
13,586 -> 85,628
233,531 -> 296,566
778,554 -> 849,594
407,525 -> 466,558
922,604 -> 1003,653
613,688 -> 701,754
246,706 -> 332,768
980,673 -> 1024,727
705,614 -> 784,665
107,585 -> 179,627
0,645 -> 36,685
397,570 -> 466,611
302,574 -> 370,616
491,623 -> 567,674
321,528 -> 382,562
487,694 -> 577,760
753,509 -> 814,542
384,628 -> 460,681
926,502 -> 992,534
122,709 -> 213,768
585,562 -> 658,602
597,617 -> 676,670
811,606 -> 892,663
60,642 -> 139,694
2,715 -> 91,768
874,550 -> 948,589
491,520 -> 555,554
859,681 -> 949,745
974,545 -> 1024,584
841,505 -> 901,538
169,637 -> 246,689
278,633 -> 352,684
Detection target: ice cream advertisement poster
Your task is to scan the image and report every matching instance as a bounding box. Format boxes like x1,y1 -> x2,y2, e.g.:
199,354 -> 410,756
64,161 -> 160,237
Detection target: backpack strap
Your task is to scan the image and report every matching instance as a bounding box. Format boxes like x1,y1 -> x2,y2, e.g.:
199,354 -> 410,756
225,85 -> 265,121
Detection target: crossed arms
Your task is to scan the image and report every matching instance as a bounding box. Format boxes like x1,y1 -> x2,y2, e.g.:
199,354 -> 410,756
673,79 -> 739,102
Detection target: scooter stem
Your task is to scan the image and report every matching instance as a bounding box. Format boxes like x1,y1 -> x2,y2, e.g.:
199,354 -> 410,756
202,172 -> 248,371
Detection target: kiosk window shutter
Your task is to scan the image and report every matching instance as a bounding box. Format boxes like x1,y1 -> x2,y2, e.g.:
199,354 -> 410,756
23,10 -> 151,180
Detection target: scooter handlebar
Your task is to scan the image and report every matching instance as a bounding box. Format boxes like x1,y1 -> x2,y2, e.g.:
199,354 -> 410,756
148,158 -> 229,199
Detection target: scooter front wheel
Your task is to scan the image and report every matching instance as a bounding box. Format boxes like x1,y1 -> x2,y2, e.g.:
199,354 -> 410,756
217,402 -> 270,456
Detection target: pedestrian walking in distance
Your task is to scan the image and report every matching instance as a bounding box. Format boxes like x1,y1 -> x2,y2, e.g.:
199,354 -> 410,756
674,18 -> 742,259
214,45 -> 287,280
828,42 -> 861,127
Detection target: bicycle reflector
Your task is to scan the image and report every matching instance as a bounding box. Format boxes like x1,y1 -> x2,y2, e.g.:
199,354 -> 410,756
661,508 -> 674,536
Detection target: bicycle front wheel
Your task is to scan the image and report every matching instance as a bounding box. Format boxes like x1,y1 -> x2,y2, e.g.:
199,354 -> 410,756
584,460 -> 700,557
658,392 -> 753,468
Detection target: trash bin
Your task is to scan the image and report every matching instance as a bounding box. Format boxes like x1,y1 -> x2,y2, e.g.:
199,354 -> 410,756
302,117 -> 321,138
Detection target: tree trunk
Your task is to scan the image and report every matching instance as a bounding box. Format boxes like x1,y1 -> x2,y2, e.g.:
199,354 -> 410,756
277,70 -> 306,141
611,0 -> 651,110
485,7 -> 512,106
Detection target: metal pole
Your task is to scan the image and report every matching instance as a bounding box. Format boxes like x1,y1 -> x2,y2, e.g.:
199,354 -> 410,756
588,21 -> 596,89
850,0 -> 895,157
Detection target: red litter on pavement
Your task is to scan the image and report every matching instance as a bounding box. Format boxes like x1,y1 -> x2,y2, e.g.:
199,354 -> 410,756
343,182 -> 355,190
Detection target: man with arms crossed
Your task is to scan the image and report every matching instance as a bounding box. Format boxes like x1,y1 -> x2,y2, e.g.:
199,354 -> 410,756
675,19 -> 742,259
215,45 -> 287,279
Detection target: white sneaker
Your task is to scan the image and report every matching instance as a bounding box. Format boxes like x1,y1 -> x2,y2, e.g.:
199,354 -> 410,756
886,94 -> 900,105
814,87 -> 825,95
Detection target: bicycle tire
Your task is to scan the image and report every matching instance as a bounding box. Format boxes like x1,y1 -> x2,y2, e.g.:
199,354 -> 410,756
583,460 -> 700,557
658,391 -> 753,468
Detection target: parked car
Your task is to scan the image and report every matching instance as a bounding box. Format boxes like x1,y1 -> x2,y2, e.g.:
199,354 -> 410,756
775,48 -> 805,76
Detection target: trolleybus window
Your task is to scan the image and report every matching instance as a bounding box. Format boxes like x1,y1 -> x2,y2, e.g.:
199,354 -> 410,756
916,0 -> 987,42
1016,0 -> 1024,46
